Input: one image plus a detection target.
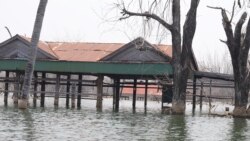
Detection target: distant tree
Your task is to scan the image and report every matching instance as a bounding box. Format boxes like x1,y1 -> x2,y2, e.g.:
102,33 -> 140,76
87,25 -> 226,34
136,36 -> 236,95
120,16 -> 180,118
118,0 -> 200,114
19,0 -> 48,109
209,0 -> 250,117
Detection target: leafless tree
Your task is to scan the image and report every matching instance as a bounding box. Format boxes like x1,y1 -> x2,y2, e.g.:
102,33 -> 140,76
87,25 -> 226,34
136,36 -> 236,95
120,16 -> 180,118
117,0 -> 200,114
209,0 -> 250,117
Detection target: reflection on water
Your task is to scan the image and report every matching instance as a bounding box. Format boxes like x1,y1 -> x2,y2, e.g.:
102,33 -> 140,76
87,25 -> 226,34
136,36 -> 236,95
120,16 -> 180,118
0,96 -> 250,141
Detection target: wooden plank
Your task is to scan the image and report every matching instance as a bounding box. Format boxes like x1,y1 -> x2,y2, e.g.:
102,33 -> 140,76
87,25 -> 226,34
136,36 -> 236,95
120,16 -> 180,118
194,71 -> 234,81
96,75 -> 103,110
132,78 -> 137,110
54,74 -> 60,106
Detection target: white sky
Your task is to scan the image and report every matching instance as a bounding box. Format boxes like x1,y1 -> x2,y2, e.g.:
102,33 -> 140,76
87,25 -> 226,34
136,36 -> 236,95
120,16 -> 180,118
0,0 -> 242,64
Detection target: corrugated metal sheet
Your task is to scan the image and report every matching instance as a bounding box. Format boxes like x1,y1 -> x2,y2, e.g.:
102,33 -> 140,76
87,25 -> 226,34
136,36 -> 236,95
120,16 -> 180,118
21,36 -> 172,62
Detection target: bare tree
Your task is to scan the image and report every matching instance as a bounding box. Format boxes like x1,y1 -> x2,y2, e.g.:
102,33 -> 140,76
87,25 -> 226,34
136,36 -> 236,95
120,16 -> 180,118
209,0 -> 250,117
19,0 -> 48,109
118,0 -> 200,114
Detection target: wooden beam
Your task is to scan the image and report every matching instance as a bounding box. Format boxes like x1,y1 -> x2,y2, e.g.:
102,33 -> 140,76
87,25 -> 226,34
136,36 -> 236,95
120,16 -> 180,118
4,71 -> 9,106
71,83 -> 76,108
33,72 -> 38,107
66,74 -> 70,108
13,71 -> 20,104
77,74 -> 82,109
200,82 -> 204,109
144,79 -> 148,109
40,72 -> 46,107
115,78 -> 120,112
132,78 -> 137,110
192,77 -> 197,110
96,75 -> 104,110
194,71 -> 234,81
54,74 -> 60,107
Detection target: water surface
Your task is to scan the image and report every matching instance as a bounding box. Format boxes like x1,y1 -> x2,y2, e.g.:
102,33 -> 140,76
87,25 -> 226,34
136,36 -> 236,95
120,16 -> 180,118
0,96 -> 249,141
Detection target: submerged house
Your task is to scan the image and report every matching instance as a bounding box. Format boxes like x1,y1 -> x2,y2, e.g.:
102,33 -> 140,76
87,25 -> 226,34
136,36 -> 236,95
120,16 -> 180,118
0,34 -> 198,109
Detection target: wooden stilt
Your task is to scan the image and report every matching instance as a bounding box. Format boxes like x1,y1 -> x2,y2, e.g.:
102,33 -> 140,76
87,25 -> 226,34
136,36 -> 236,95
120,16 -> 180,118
192,77 -> 197,110
71,83 -> 76,108
209,80 -> 212,112
96,75 -> 104,110
40,72 -> 46,107
144,79 -> 148,109
4,71 -> 9,106
33,72 -> 38,107
66,74 -> 70,108
200,82 -> 204,109
13,72 -> 20,104
54,74 -> 60,106
77,74 -> 82,109
113,79 -> 116,110
115,78 -> 120,112
132,78 -> 137,110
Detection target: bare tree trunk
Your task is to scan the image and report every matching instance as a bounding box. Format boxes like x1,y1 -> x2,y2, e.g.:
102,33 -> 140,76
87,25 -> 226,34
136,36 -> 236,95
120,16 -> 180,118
213,7 -> 250,116
120,0 -> 199,114
19,0 -> 48,109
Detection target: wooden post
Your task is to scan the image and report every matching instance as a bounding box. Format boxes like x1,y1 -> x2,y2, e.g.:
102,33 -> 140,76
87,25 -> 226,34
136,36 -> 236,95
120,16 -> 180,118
192,76 -> 197,110
66,74 -> 70,108
144,79 -> 148,109
200,82 -> 204,109
115,78 -> 120,112
40,72 -> 46,107
71,83 -> 76,108
33,72 -> 38,107
54,74 -> 60,107
77,74 -> 82,109
96,75 -> 104,110
113,79 -> 116,110
209,80 -> 212,112
13,71 -> 19,104
132,78 -> 137,110
4,71 -> 9,106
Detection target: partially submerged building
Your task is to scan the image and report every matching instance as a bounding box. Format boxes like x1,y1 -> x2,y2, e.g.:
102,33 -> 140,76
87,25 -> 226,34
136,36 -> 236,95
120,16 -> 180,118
0,34 -> 198,110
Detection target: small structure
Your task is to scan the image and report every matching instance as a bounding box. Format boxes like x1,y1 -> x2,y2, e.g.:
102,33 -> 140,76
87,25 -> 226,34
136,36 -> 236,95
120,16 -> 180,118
0,35 -> 198,111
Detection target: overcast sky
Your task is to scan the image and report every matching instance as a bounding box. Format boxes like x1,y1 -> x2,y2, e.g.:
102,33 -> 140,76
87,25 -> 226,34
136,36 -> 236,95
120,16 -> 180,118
0,0 -> 241,63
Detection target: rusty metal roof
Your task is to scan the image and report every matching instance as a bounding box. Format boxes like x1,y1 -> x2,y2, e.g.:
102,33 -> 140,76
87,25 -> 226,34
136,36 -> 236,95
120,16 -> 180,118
19,35 -> 172,62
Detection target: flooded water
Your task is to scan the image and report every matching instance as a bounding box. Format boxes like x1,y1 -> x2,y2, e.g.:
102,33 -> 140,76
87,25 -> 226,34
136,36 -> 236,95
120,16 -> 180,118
0,96 -> 250,141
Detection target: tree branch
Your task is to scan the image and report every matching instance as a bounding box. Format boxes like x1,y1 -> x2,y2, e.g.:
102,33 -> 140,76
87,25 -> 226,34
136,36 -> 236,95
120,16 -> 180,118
181,0 -> 200,66
234,12 -> 247,50
121,8 -> 174,31
229,1 -> 236,23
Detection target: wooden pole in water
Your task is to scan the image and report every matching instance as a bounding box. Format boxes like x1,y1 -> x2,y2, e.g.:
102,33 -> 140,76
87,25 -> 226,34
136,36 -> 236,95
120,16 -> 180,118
66,74 -> 70,108
192,76 -> 197,110
77,74 -> 82,109
132,78 -> 137,110
200,82 -> 203,109
115,78 -> 120,112
33,72 -> 38,107
40,72 -> 46,107
144,79 -> 148,109
13,71 -> 19,104
96,75 -> 104,110
4,71 -> 9,106
113,78 -> 116,110
209,80 -> 212,111
71,83 -> 76,108
54,74 -> 60,107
